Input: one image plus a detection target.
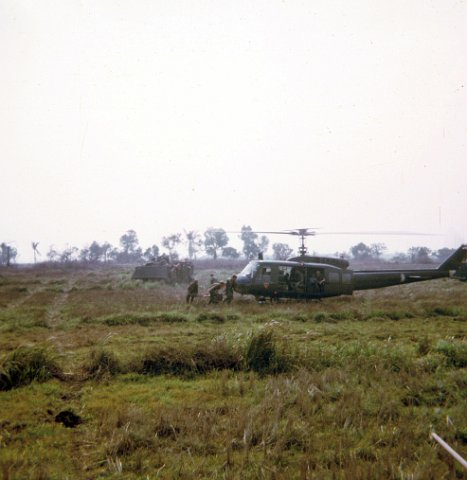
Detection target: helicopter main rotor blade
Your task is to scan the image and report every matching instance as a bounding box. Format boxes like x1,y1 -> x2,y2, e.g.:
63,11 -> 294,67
317,231 -> 438,236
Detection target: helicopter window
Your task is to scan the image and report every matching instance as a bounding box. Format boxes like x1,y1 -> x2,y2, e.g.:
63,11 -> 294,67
328,272 -> 339,283
342,273 -> 352,284
278,266 -> 292,282
261,267 -> 272,275
239,261 -> 258,278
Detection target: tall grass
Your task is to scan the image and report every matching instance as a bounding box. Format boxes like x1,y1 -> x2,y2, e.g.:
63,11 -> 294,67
0,265 -> 466,478
0,347 -> 61,390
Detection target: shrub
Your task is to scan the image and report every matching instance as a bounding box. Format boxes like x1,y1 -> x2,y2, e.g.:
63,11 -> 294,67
245,329 -> 291,375
0,347 -> 61,391
416,337 -> 432,356
427,306 -> 463,317
156,312 -> 188,323
85,348 -> 121,378
313,312 -> 328,323
102,312 -> 187,326
434,340 -> 467,368
196,312 -> 225,323
141,340 -> 242,377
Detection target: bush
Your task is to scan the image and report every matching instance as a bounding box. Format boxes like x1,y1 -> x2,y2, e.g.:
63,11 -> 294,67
85,348 -> 121,378
245,329 -> 291,375
427,306 -> 463,317
434,340 -> 467,368
102,312 -> 188,326
141,340 -> 242,377
196,312 -> 225,323
0,347 -> 61,391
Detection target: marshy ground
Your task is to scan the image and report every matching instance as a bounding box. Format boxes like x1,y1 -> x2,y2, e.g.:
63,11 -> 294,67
0,265 -> 466,479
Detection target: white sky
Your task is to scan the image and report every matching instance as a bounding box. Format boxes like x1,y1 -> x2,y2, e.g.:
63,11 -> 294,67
1,0 -> 466,262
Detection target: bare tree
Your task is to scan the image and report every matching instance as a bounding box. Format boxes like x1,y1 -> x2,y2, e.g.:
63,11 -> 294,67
370,243 -> 387,259
184,230 -> 202,260
162,233 -> 182,261
47,246 -> 59,262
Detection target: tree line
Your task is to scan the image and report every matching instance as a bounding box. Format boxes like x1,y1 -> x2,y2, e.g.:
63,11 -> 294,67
0,233 -> 457,266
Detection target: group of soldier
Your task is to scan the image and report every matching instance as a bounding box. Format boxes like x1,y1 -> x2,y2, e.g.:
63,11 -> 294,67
186,273 -> 238,304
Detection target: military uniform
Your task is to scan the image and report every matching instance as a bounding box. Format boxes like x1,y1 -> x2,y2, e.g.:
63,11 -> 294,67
186,280 -> 199,303
224,280 -> 234,303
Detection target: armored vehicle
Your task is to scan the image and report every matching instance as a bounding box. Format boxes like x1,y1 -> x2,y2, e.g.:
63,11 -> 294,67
132,256 -> 194,284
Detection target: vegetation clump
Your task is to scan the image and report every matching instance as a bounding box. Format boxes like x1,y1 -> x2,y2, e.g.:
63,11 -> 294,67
426,306 -> 463,317
245,329 -> 291,375
0,347 -> 61,391
141,340 -> 242,376
101,311 -> 188,326
196,312 -> 225,323
434,340 -> 467,368
85,348 -> 121,379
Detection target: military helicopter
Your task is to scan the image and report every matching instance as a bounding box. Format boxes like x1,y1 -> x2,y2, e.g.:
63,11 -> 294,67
233,228 -> 467,300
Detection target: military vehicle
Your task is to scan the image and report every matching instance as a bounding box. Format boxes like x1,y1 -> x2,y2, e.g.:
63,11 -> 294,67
132,255 -> 194,283
232,228 -> 467,300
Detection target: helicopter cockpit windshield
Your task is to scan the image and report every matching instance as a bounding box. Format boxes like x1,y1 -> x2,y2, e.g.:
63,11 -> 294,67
238,261 -> 259,279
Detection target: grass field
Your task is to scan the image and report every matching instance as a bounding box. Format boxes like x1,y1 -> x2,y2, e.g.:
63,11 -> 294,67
0,265 -> 466,479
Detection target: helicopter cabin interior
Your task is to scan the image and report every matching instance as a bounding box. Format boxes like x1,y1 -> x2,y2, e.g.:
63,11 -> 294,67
243,261 -> 353,298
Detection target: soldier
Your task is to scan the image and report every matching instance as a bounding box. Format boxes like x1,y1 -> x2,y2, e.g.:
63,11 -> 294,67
210,273 -> 218,285
224,279 -> 234,303
186,279 -> 199,303
208,282 -> 224,304
315,270 -> 325,292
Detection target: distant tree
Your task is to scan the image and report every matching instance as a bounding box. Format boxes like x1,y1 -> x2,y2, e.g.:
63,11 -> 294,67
184,230 -> 203,260
32,242 -> 41,264
162,233 -> 182,261
240,225 -> 269,260
101,242 -> 112,263
80,241 -> 112,263
107,246 -> 120,263
350,242 -> 372,260
0,243 -> 17,266
391,252 -> 409,263
120,230 -> 139,255
60,246 -> 78,263
88,241 -> 103,263
272,243 -> 293,260
408,246 -> 432,264
118,230 -> 143,263
143,244 -> 160,262
258,235 -> 269,256
79,247 -> 91,262
204,228 -> 229,260
46,246 -> 59,262
370,243 -> 387,259
222,246 -> 240,259
433,247 -> 456,262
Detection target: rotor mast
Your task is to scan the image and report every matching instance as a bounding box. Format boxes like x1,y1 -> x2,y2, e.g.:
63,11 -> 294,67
298,229 -> 308,257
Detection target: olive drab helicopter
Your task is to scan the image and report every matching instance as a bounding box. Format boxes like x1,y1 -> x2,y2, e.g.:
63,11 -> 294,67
232,228 -> 467,301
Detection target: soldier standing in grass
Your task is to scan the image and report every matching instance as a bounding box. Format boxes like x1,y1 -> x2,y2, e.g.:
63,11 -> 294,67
210,273 -> 218,285
224,279 -> 234,303
186,279 -> 199,304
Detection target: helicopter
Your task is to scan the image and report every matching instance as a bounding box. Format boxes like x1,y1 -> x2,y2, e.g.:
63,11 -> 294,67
232,228 -> 467,300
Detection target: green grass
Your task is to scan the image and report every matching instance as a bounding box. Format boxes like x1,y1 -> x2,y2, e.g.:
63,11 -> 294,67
0,266 -> 465,478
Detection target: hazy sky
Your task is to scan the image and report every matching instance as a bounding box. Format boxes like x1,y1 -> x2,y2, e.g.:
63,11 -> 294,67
1,0 -> 466,262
